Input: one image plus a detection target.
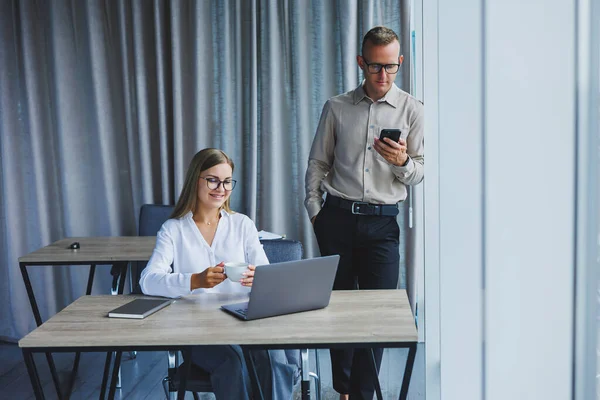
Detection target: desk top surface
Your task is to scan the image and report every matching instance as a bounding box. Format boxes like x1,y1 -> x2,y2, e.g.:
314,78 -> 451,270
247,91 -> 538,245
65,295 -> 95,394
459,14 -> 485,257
18,236 -> 156,264
19,290 -> 417,348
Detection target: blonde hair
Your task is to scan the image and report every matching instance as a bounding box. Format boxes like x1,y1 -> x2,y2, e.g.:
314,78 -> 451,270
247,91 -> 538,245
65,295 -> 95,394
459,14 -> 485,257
170,148 -> 235,219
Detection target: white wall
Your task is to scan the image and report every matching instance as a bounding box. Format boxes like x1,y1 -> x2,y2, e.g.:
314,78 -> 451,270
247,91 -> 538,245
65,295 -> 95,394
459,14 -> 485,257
438,0 -> 485,398
484,1 -> 575,398
423,0 -> 484,397
573,0 -> 600,399
422,0 -> 597,399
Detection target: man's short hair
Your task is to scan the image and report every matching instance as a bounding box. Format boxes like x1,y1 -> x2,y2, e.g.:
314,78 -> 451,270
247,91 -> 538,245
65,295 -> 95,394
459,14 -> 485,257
361,26 -> 399,55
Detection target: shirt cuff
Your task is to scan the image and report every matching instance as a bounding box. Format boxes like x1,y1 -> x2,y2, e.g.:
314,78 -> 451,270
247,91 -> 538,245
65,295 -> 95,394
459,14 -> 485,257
306,201 -> 323,220
183,272 -> 195,294
391,156 -> 415,178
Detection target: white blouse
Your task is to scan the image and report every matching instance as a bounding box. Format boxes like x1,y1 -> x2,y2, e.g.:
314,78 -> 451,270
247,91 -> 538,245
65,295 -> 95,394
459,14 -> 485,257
139,210 -> 269,298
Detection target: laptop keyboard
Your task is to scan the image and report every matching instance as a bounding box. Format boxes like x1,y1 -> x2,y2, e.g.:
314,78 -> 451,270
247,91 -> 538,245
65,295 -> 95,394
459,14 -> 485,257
235,308 -> 248,316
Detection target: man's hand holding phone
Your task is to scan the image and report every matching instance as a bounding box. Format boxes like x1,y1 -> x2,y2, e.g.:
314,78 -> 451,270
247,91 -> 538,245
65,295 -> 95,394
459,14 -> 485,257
374,129 -> 409,166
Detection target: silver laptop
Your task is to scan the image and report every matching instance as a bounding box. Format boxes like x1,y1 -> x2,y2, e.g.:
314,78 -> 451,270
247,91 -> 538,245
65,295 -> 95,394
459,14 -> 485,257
221,255 -> 340,321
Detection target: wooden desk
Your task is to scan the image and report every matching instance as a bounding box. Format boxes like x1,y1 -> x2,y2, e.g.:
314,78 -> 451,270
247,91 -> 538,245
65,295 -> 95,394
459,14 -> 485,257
20,290 -> 418,400
19,236 -> 156,324
18,236 -> 156,399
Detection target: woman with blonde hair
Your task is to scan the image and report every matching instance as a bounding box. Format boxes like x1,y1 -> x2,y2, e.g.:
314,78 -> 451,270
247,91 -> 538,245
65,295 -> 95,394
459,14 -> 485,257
140,148 -> 299,400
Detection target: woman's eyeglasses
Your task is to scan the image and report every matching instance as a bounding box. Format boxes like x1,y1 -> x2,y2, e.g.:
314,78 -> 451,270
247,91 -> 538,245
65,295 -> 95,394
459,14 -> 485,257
199,176 -> 237,191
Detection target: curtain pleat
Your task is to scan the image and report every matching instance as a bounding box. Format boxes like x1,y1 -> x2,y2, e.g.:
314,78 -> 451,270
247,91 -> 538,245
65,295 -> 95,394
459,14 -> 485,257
0,0 -> 414,341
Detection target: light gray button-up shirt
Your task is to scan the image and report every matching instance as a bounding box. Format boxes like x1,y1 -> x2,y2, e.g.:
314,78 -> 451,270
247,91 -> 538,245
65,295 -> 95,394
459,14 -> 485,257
304,83 -> 424,219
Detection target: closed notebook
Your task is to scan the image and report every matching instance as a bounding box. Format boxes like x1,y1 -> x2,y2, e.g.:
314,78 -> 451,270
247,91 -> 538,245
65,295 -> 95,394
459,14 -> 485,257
108,299 -> 173,319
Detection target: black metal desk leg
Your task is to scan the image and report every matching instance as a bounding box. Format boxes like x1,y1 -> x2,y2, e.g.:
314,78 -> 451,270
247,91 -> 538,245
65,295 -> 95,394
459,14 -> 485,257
65,264 -> 97,397
20,263 -> 43,326
399,343 -> 417,400
99,351 -> 113,400
117,263 -> 128,388
63,263 -> 97,398
20,263 -> 63,400
107,262 -> 128,391
108,351 -> 123,400
23,349 -> 45,400
369,348 -> 384,400
177,348 -> 192,400
86,264 -> 96,295
64,353 -> 80,399
117,262 -> 128,294
243,348 -> 265,400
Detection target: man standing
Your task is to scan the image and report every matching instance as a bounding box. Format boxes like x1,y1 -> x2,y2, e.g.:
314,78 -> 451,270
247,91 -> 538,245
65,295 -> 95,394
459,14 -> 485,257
304,26 -> 424,400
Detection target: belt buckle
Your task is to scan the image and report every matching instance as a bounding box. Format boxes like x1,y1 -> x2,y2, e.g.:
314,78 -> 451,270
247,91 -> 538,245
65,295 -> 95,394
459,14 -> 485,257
351,202 -> 369,215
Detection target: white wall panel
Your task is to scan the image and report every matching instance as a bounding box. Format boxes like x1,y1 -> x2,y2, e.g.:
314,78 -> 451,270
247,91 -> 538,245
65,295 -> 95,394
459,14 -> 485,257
423,1 -> 583,399
484,1 -> 575,399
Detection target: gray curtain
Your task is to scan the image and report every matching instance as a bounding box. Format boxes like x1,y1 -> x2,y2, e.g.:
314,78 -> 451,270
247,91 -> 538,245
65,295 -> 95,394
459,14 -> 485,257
0,0 -> 412,342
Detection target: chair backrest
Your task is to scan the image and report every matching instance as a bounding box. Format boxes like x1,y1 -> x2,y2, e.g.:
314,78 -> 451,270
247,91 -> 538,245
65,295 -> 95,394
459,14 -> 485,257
131,204 -> 304,293
261,239 -> 303,263
139,204 -> 175,236
131,204 -> 175,294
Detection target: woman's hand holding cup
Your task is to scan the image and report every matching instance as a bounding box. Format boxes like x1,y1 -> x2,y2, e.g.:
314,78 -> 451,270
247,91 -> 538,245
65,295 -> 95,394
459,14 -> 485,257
191,262 -> 226,290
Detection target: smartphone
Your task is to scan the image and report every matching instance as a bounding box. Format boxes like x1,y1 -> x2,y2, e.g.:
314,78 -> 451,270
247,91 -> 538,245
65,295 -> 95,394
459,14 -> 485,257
379,129 -> 401,145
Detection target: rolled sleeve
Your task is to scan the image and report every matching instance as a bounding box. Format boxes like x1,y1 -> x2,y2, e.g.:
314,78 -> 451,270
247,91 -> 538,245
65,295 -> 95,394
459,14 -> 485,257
393,102 -> 424,186
304,159 -> 329,219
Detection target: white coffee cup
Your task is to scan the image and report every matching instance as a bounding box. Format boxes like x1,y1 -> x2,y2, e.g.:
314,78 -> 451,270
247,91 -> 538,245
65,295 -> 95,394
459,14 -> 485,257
224,262 -> 249,282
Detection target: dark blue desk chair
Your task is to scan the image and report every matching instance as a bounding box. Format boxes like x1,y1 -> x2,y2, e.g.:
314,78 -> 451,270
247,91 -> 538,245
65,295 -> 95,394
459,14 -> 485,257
133,205 -> 319,400
130,204 -> 175,295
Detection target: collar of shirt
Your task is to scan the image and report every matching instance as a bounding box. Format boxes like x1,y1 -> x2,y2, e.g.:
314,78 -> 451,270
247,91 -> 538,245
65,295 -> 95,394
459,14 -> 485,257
184,208 -> 230,222
353,81 -> 401,108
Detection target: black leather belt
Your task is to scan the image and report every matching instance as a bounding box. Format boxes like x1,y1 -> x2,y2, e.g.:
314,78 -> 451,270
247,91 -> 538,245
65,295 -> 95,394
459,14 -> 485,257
325,195 -> 399,217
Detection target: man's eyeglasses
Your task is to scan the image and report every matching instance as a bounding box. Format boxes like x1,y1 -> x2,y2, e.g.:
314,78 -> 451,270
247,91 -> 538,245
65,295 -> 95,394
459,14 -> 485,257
199,176 -> 237,191
361,58 -> 400,74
